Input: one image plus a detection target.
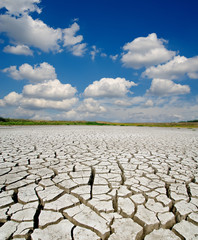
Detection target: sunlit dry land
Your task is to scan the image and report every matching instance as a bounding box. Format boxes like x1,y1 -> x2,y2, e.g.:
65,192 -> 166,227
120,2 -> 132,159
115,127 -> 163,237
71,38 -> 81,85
0,125 -> 198,239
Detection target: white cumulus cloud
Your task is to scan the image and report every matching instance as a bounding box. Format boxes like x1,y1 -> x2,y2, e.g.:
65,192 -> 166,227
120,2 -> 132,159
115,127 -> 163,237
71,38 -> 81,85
0,2 -> 88,56
0,60 -> 78,111
3,44 -> 33,56
71,43 -> 87,57
3,62 -> 57,83
114,96 -> 145,106
114,99 -> 132,106
0,0 -> 42,16
23,79 -> 77,100
63,22 -> 83,46
0,92 -> 22,106
0,14 -> 62,52
84,77 -> 137,98
121,33 -> 175,69
146,78 -> 190,96
0,91 -> 78,111
144,99 -> 154,107
20,97 -> 78,110
63,22 -> 86,56
143,55 -> 198,80
78,98 -> 106,113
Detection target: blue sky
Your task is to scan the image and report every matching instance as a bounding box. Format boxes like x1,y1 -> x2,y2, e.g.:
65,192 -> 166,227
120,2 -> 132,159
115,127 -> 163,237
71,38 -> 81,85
0,0 -> 198,122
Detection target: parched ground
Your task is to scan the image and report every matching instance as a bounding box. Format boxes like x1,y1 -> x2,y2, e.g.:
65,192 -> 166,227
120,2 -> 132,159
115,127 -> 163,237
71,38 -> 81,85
0,125 -> 198,240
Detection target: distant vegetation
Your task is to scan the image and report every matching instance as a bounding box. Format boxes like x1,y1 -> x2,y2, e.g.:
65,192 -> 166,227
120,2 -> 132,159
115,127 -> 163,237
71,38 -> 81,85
0,117 -> 198,128
180,120 -> 198,123
0,117 -> 108,126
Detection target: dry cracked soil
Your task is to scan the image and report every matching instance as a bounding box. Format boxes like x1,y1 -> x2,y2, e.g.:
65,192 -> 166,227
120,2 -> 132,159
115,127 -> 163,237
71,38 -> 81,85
0,125 -> 198,240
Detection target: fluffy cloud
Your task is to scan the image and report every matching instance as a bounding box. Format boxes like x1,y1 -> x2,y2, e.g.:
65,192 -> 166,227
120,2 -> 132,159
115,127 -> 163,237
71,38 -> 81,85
63,22 -> 83,46
0,60 -> 79,114
3,62 -> 57,82
126,104 -> 198,122
121,33 -> 175,69
0,0 -> 41,16
84,77 -> 137,98
71,43 -> 87,56
0,91 -> 78,110
58,109 -> 79,120
143,55 -> 198,80
114,99 -> 132,107
23,79 -> 77,100
90,45 -> 99,60
0,92 -> 22,106
146,78 -> 190,96
3,45 -> 33,56
114,96 -> 145,106
78,98 -> 106,113
77,98 -> 106,113
0,2 -> 88,55
144,99 -> 154,107
63,22 -> 86,56
0,62 -> 78,111
20,97 -> 78,110
0,14 -> 62,52
114,97 -> 154,108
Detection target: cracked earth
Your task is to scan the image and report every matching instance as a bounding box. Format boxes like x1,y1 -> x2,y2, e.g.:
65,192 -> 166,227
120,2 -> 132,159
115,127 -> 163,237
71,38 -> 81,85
0,125 -> 198,240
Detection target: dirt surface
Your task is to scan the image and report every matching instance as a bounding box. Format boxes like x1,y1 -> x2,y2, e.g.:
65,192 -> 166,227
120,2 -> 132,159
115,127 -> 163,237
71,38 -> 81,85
0,126 -> 198,239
